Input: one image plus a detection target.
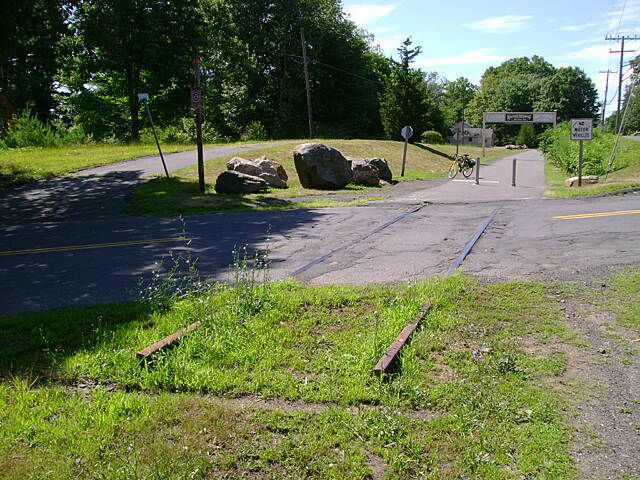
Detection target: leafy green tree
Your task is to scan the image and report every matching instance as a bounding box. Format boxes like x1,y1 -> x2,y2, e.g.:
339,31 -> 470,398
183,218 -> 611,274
379,38 -> 440,140
61,0 -> 203,140
536,67 -> 598,121
0,0 -> 70,121
516,124 -> 537,147
442,77 -> 476,129
620,55 -> 639,134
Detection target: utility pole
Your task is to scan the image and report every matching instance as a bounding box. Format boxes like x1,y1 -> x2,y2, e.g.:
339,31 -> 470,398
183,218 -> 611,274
606,35 -> 640,133
598,69 -> 615,130
300,26 -> 314,139
193,50 -> 205,194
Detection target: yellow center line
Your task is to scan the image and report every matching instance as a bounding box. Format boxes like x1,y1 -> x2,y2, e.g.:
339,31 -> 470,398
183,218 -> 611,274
0,236 -> 198,256
553,209 -> 640,220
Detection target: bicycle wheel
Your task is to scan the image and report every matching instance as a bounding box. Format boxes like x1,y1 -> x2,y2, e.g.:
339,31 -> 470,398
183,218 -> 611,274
448,161 -> 458,179
462,161 -> 474,178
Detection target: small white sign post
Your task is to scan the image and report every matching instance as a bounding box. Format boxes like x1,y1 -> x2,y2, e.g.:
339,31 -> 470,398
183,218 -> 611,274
400,125 -> 413,177
570,118 -> 593,187
138,93 -> 169,178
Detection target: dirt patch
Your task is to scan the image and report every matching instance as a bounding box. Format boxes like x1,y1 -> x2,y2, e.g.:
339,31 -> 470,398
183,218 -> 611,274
559,298 -> 640,479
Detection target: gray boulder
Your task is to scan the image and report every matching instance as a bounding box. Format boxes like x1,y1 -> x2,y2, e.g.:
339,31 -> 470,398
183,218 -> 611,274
215,170 -> 269,194
227,157 -> 261,177
366,158 -> 393,182
293,143 -> 353,189
255,156 -> 288,188
227,156 -> 288,188
350,158 -> 380,186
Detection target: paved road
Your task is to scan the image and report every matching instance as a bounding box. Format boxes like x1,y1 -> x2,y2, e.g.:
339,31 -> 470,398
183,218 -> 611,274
1,150 -> 639,314
0,142 -> 292,225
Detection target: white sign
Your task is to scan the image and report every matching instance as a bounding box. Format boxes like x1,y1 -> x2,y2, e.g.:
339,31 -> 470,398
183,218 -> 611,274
401,125 -> 413,140
137,93 -> 149,100
570,118 -> 593,141
484,112 -> 557,124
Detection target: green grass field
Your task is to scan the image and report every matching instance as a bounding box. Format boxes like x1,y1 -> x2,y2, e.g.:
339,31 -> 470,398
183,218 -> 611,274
544,137 -> 640,197
131,140 -> 513,216
8,264 -> 637,479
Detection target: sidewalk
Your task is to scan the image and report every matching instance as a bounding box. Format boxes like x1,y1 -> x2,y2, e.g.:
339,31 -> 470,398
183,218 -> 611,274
388,149 -> 546,204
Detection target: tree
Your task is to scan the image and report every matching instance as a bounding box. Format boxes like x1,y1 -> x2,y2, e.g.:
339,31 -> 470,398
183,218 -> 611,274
0,0 -> 70,121
536,67 -> 598,121
379,38 -> 440,140
442,77 -> 476,129
61,0 -> 203,140
620,55 -> 639,134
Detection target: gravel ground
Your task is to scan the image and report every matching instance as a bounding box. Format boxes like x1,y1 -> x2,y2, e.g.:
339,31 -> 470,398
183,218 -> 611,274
557,293 -> 640,480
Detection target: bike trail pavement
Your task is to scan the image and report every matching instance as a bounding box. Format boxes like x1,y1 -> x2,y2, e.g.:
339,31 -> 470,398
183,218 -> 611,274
0,142 -> 293,225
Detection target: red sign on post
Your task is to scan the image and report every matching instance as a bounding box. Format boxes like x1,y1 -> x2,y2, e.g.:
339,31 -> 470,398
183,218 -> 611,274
190,87 -> 202,109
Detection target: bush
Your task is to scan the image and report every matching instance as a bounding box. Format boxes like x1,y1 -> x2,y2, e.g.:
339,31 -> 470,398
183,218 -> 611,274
240,121 -> 268,141
0,109 -> 86,148
140,118 -> 228,145
516,124 -> 537,147
539,122 -> 614,175
421,130 -> 444,144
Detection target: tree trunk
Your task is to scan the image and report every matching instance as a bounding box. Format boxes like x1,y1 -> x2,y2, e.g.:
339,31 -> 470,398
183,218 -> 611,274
126,65 -> 140,141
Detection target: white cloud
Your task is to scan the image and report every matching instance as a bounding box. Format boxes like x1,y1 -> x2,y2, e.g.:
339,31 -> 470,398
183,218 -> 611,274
463,15 -> 532,34
563,44 -> 612,62
371,27 -> 396,35
373,34 -> 407,53
568,38 -> 599,47
556,63 -> 573,68
558,22 -> 598,31
414,48 -> 509,67
344,4 -> 397,27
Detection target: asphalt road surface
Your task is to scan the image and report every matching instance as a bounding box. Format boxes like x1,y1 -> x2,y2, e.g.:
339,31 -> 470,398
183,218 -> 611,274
1,149 -> 639,314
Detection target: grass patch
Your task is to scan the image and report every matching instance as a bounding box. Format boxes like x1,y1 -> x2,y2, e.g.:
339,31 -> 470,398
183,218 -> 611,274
0,142 -> 235,189
601,268 -> 640,334
1,274 -> 578,478
131,139 -> 513,216
544,137 -> 640,197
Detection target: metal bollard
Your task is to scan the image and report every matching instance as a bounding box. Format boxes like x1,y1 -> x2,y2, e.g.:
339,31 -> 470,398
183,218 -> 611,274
512,158 -> 517,187
475,158 -> 480,185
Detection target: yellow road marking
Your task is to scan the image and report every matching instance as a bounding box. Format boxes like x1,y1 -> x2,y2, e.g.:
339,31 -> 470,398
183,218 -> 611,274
0,236 -> 197,256
553,209 -> 640,220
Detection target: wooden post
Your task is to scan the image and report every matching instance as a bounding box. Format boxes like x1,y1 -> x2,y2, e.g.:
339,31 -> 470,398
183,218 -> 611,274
401,136 -> 409,177
578,140 -> 583,187
194,51 -> 205,194
300,27 -> 314,139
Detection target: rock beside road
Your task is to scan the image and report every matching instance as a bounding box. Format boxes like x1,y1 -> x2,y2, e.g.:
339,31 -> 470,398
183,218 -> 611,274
349,158 -> 380,186
215,170 -> 269,194
564,175 -> 599,187
293,143 -> 353,189
227,156 -> 288,188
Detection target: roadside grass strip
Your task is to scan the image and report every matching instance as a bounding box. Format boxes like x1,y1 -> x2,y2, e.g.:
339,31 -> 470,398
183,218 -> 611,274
0,275 -> 585,479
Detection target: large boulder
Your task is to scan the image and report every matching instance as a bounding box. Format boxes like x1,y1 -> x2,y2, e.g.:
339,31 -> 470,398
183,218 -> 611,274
350,158 -> 380,186
564,175 -> 599,187
293,143 -> 353,189
227,157 -> 261,177
365,158 -> 393,182
227,156 -> 288,188
215,170 -> 269,194
255,156 -> 288,188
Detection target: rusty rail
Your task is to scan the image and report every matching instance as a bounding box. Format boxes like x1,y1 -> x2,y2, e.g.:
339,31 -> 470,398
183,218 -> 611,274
373,301 -> 432,376
136,321 -> 201,359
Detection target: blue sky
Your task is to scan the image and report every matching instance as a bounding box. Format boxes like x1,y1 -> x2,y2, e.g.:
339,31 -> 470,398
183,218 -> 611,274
342,0 -> 640,107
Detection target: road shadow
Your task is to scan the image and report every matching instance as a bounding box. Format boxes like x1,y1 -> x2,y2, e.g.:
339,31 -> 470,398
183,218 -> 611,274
0,171 -> 146,225
413,143 -> 454,159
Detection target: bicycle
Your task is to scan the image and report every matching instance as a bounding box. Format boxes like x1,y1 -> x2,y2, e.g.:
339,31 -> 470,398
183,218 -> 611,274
448,153 -> 476,179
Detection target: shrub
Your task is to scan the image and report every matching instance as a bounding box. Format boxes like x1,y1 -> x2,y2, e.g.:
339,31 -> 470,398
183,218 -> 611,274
539,122 -> 614,175
240,121 -> 268,141
421,130 -> 444,144
0,109 -> 87,148
516,124 -> 537,147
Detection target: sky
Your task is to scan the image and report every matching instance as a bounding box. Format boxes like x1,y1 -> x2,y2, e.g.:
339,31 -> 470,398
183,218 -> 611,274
342,0 -> 640,110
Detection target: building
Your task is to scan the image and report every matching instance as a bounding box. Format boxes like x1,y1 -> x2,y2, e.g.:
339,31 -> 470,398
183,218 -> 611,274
0,94 -> 18,135
449,121 -> 494,147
